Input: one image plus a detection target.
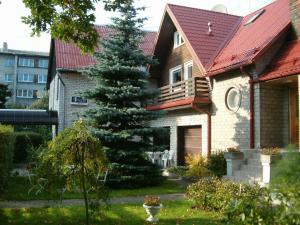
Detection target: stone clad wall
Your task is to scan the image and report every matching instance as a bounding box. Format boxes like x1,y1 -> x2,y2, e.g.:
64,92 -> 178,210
210,70 -> 251,150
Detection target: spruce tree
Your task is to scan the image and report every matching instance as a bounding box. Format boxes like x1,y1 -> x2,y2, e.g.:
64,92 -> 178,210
83,0 -> 165,188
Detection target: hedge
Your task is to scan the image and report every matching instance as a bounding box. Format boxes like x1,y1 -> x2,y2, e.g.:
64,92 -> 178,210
13,132 -> 45,163
0,125 -> 15,191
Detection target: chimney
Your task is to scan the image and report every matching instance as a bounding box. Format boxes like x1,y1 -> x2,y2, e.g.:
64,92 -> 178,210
290,0 -> 300,38
3,42 -> 7,50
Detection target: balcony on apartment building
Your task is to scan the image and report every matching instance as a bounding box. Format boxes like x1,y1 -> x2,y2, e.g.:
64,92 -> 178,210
146,76 -> 211,111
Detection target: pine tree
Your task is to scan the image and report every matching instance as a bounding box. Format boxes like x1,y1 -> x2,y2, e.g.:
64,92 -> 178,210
83,0 -> 166,188
0,84 -> 11,108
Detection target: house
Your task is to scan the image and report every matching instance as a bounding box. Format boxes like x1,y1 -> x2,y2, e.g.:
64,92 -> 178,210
0,42 -> 49,107
48,0 -> 299,183
48,25 -> 156,134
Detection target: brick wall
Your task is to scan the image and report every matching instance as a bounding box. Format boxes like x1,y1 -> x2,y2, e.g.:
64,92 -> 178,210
150,109 -> 208,165
210,70 -> 251,150
290,0 -> 300,37
259,84 -> 289,147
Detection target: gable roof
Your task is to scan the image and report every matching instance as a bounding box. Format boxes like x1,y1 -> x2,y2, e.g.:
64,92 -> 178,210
259,39 -> 300,81
53,25 -> 157,71
208,0 -> 291,76
152,4 -> 242,73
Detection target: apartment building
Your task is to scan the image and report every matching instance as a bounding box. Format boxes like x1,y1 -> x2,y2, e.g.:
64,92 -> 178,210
0,42 -> 49,107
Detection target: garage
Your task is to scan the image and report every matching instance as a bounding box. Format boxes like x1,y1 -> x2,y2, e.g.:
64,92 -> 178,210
177,126 -> 202,165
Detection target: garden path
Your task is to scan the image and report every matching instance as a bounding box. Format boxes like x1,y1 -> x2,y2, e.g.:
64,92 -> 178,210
0,193 -> 185,209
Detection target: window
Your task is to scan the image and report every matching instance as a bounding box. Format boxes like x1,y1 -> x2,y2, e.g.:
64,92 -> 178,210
174,31 -> 184,48
71,96 -> 88,105
4,58 -> 14,67
18,73 -> 34,82
244,9 -> 265,26
38,74 -> 47,83
225,87 -> 241,112
184,61 -> 193,80
4,74 -> 13,82
38,59 -> 48,68
169,66 -> 182,84
18,58 -> 34,67
17,89 -> 33,98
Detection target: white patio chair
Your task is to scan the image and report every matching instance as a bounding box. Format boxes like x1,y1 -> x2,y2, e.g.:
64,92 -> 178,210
162,150 -> 169,168
167,150 -> 175,167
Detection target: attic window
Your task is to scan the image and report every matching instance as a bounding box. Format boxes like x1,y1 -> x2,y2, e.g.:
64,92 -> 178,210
244,9 -> 265,26
174,31 -> 184,48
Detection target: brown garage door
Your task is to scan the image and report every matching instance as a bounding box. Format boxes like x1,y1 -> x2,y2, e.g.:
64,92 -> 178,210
178,126 -> 202,165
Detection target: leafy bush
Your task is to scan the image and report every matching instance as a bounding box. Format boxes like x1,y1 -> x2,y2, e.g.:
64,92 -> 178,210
207,152 -> 226,177
167,166 -> 188,177
187,177 -> 262,212
13,132 -> 45,163
185,154 -> 209,179
0,125 -> 15,191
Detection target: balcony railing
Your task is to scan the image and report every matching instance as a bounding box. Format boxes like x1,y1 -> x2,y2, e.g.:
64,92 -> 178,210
156,77 -> 210,104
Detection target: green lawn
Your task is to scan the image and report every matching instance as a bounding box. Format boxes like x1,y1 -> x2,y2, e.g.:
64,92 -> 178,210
0,177 -> 185,201
0,200 -> 222,225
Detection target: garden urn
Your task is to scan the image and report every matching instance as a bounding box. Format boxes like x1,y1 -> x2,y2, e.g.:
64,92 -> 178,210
143,204 -> 163,222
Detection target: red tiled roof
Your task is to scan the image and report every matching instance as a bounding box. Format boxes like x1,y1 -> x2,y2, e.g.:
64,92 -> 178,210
167,4 -> 242,70
208,0 -> 291,76
259,39 -> 300,81
55,25 -> 157,70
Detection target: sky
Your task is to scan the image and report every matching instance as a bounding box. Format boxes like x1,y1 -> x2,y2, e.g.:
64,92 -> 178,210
0,0 -> 273,53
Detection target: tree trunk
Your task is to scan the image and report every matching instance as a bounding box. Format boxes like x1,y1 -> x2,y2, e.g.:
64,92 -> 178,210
81,150 -> 89,225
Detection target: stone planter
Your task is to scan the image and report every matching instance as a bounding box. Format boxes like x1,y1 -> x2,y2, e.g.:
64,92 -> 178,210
143,204 -> 163,222
224,152 -> 244,177
260,154 -> 282,185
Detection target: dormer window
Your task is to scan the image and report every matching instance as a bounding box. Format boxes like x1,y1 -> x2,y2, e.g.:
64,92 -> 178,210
174,31 -> 184,48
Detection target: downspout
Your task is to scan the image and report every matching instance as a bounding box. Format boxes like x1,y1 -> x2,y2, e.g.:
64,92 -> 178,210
191,103 -> 211,156
240,66 -> 255,149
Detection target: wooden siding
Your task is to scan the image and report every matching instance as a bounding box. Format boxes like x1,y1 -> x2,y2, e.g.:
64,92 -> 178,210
159,44 -> 203,87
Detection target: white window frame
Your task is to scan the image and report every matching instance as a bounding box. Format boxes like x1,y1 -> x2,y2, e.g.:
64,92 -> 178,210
38,74 -> 47,84
38,59 -> 48,68
174,31 -> 184,48
4,74 -> 13,82
19,58 -> 34,67
18,73 -> 34,83
4,58 -> 14,67
169,65 -> 182,85
17,89 -> 33,98
184,60 -> 193,80
71,96 -> 88,105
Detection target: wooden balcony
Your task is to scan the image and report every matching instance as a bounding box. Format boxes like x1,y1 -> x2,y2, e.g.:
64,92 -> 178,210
147,77 -> 211,111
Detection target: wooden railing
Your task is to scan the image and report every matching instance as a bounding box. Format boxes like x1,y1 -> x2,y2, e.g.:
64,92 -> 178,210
156,77 -> 210,104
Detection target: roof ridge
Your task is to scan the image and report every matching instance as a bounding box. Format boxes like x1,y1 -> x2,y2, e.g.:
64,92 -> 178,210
166,3 -> 242,18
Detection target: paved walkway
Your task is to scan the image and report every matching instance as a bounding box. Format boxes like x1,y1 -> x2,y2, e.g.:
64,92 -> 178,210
0,193 -> 185,209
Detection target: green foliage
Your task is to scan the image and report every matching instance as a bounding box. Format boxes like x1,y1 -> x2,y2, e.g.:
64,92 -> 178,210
271,145 -> 300,223
187,177 -> 265,212
29,93 -> 49,110
83,1 -> 165,188
167,166 -> 188,177
0,125 -> 14,191
22,0 -> 129,53
207,152 -> 226,178
0,84 -> 12,108
13,132 -> 45,163
185,154 -> 209,179
34,120 -> 109,225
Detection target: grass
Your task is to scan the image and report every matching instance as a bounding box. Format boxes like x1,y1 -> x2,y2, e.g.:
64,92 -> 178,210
0,177 -> 185,201
0,200 -> 223,225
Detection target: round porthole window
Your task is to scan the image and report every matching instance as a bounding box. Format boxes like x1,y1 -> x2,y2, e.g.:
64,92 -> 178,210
225,87 -> 241,112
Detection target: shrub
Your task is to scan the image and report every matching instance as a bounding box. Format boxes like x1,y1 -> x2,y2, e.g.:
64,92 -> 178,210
227,147 -> 240,152
0,125 -> 15,191
185,154 -> 209,179
167,166 -> 188,177
13,132 -> 45,163
207,152 -> 226,177
187,177 -> 261,212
